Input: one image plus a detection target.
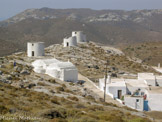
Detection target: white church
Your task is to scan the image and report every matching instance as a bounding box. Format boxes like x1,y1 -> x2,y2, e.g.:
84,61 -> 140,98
32,59 -> 78,82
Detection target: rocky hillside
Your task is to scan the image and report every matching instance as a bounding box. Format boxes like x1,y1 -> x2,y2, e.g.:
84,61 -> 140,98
122,41 -> 162,66
0,8 -> 162,57
45,42 -> 160,80
0,42 -> 161,121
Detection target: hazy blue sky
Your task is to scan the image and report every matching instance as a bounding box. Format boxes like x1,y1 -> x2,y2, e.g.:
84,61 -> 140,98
0,0 -> 162,20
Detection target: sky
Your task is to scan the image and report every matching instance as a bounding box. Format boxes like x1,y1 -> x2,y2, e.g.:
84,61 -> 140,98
0,0 -> 162,20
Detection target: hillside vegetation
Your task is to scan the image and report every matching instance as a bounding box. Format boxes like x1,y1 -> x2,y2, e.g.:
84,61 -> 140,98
122,42 -> 162,66
0,82 -> 151,122
45,42 -> 159,80
0,44 -> 154,121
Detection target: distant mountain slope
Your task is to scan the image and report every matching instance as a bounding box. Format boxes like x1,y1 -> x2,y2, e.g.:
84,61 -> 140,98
0,8 -> 162,57
1,8 -> 162,26
122,42 -> 162,66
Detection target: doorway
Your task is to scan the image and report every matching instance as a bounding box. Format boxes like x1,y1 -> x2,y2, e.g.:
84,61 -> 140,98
118,90 -> 122,99
67,42 -> 69,47
32,51 -> 34,56
135,99 -> 140,109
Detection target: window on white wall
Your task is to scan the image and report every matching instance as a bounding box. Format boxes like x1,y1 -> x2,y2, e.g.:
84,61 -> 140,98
136,99 -> 139,102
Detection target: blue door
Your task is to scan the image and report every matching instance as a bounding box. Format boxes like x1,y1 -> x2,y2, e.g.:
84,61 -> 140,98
144,100 -> 148,111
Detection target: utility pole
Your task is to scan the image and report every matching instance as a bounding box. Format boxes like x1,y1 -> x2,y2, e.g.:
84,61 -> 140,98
104,59 -> 109,102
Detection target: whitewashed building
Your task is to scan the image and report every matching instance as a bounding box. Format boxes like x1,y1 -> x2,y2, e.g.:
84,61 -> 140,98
124,95 -> 144,111
99,78 -> 127,99
63,36 -> 77,47
72,31 -> 87,43
32,59 -> 59,73
99,73 -> 162,111
145,87 -> 162,111
32,59 -> 78,82
46,62 -> 78,82
27,42 -> 45,57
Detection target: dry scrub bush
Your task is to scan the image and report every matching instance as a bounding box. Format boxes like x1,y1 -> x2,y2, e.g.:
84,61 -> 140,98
67,96 -> 79,101
56,87 -> 64,92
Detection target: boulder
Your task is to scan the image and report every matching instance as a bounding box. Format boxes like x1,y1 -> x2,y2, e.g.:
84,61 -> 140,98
111,67 -> 117,71
0,79 -> 12,84
6,75 -> 12,80
118,72 -> 125,75
15,67 -> 23,72
42,110 -> 64,119
28,83 -> 36,89
39,78 -> 44,81
94,65 -> 99,69
20,70 -> 30,75
111,73 -> 117,77
11,72 -> 20,77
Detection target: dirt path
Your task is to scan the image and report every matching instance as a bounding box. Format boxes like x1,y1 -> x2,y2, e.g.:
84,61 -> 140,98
78,74 -> 123,106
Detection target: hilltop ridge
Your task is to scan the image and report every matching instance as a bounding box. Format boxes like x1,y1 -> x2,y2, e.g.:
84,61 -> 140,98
0,8 -> 162,65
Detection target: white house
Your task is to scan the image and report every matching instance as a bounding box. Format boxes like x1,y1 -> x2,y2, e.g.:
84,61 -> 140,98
138,73 -> 155,80
138,73 -> 157,87
138,73 -> 162,87
99,78 -> 127,99
72,31 -> 87,43
145,87 -> 162,111
27,42 -> 44,57
32,59 -> 78,82
63,36 -> 77,47
124,95 -> 144,111
156,77 -> 162,86
99,73 -> 162,111
125,79 -> 148,95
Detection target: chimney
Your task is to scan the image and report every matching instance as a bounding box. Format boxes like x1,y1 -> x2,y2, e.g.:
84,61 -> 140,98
158,63 -> 160,68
